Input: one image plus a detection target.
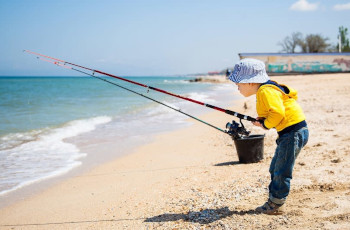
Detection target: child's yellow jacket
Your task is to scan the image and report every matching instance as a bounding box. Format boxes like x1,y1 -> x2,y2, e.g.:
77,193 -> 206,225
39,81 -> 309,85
256,82 -> 305,132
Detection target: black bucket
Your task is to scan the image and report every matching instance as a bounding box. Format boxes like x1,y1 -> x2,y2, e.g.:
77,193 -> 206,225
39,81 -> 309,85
233,134 -> 265,163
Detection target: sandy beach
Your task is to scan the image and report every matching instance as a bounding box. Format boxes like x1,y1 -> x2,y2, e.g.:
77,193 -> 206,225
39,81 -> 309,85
1,73 -> 350,229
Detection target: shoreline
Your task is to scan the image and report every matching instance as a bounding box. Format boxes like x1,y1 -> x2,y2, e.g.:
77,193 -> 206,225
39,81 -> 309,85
1,73 -> 350,229
0,79 -> 236,209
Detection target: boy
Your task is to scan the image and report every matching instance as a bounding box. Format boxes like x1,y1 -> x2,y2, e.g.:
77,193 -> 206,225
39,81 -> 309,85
228,58 -> 309,215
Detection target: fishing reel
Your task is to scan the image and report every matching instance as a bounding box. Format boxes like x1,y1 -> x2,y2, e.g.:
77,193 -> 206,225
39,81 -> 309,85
226,119 -> 250,139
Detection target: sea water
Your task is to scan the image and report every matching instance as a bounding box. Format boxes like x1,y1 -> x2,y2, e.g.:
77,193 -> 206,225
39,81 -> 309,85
0,76 -> 237,196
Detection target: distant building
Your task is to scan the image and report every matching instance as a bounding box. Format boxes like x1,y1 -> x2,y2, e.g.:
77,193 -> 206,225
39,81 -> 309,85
239,53 -> 350,74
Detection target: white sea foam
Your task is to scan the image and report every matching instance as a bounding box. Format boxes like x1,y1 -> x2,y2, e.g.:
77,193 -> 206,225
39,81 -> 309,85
186,92 -> 216,103
140,91 -> 220,129
163,79 -> 190,84
144,92 -> 213,117
0,116 -> 112,196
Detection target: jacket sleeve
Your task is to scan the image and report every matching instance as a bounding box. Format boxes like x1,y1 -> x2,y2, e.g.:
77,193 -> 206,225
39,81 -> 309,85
257,88 -> 285,129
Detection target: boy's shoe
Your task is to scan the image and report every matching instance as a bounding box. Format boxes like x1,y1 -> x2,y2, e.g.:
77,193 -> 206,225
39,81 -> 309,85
255,199 -> 284,215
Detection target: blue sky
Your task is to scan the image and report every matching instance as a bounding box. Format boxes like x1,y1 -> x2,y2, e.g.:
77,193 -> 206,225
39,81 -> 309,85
0,0 -> 349,76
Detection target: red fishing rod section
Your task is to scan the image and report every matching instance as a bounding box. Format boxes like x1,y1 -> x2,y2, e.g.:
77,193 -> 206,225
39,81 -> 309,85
24,50 -> 257,122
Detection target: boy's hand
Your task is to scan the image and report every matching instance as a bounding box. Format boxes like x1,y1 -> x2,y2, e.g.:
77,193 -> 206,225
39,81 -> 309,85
252,117 -> 266,129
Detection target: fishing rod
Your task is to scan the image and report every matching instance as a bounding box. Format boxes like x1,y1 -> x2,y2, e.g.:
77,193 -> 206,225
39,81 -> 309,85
24,50 -> 253,138
24,50 -> 257,123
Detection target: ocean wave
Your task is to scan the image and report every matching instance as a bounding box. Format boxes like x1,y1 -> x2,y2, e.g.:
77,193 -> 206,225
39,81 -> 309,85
0,129 -> 48,151
163,79 -> 190,84
0,116 -> 112,196
212,83 -> 234,91
186,92 -> 216,103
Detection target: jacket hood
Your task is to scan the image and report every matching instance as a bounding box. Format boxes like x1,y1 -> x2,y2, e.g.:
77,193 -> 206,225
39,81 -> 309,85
260,82 -> 298,100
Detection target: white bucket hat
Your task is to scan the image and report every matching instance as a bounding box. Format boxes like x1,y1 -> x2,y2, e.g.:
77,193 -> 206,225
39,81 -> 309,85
228,58 -> 269,83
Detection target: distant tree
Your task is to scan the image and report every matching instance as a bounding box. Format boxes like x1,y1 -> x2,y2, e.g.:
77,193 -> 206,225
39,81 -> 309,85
279,32 -> 331,53
298,34 -> 330,53
337,26 -> 350,52
278,32 -> 303,53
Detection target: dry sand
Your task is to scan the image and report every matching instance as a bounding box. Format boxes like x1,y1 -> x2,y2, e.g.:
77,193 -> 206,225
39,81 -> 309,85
0,73 -> 350,229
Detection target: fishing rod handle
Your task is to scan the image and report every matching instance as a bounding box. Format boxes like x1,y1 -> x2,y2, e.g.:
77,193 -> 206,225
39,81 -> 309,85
224,110 -> 257,122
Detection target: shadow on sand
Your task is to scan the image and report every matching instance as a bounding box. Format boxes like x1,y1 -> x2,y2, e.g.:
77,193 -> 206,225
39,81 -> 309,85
214,161 -> 241,166
1,208 -> 258,227
145,207 -> 258,224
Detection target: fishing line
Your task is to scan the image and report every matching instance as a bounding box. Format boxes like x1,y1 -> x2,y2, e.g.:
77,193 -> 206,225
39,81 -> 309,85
24,50 -> 254,137
71,67 -> 228,134
24,50 -> 257,122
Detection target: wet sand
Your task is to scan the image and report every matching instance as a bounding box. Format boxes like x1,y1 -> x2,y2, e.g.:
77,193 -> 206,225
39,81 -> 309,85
0,73 -> 350,229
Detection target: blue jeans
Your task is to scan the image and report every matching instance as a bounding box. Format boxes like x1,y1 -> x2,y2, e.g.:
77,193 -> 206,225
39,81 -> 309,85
268,127 -> 309,205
